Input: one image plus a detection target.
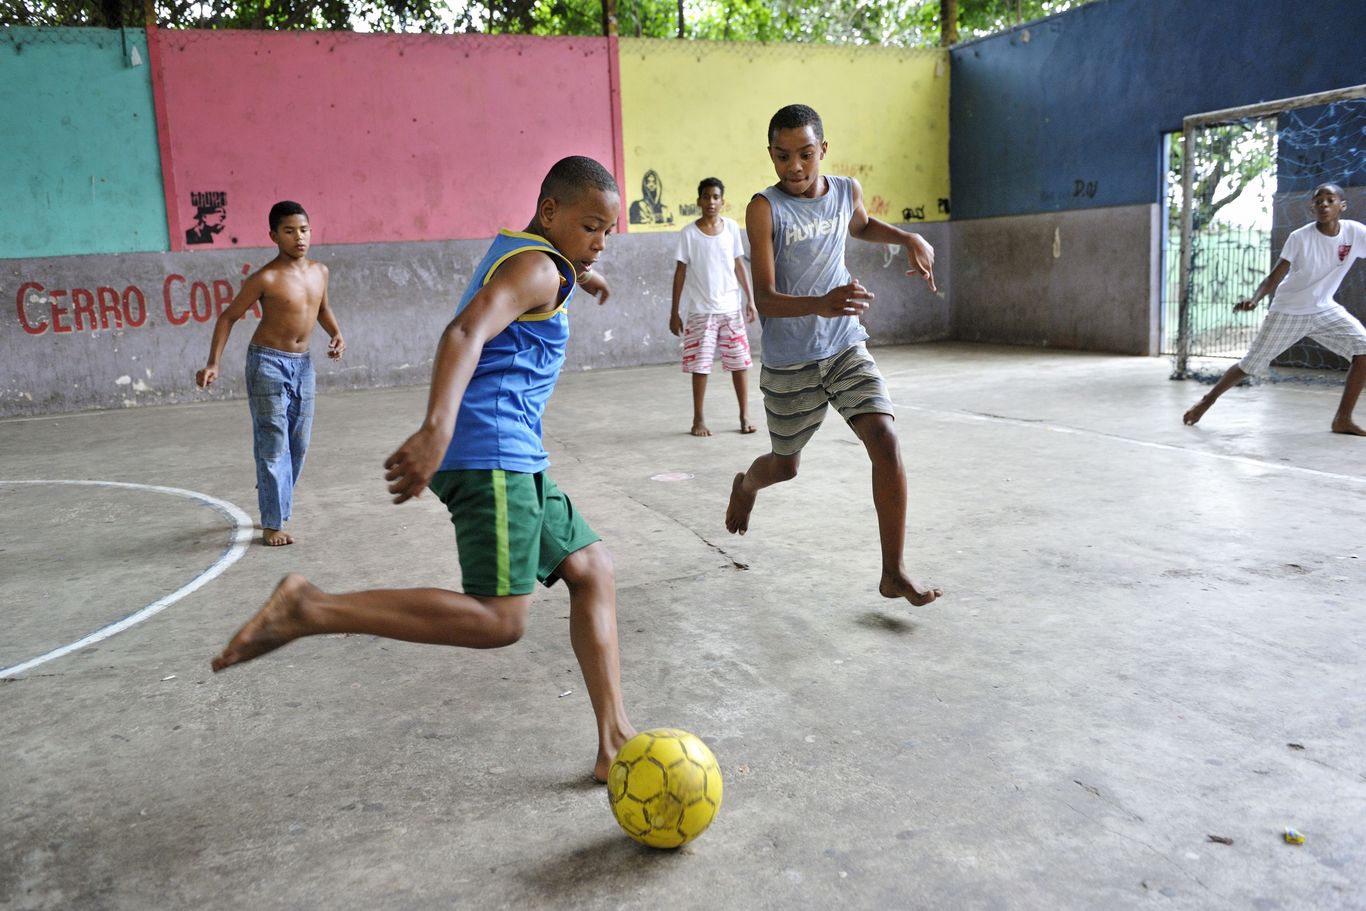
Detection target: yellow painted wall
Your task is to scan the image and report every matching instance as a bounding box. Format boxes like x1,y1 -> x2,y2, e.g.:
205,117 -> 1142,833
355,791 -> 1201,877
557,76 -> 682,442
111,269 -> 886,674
618,39 -> 949,233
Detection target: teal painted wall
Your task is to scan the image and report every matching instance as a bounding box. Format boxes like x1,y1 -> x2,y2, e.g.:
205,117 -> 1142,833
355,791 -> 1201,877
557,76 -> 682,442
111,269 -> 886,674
0,28 -> 168,258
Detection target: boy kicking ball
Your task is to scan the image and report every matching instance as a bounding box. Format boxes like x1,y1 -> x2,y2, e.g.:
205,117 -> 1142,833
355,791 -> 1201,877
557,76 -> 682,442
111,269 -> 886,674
212,157 -> 635,782
1183,183 -> 1366,434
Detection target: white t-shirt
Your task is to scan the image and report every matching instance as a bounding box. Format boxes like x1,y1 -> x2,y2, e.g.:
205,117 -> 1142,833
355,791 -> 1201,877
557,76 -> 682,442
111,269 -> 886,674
1269,219 -> 1366,315
676,217 -> 745,317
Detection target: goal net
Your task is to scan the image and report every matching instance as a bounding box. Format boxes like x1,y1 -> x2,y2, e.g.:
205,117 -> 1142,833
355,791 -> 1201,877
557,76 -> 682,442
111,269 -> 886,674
1166,85 -> 1366,382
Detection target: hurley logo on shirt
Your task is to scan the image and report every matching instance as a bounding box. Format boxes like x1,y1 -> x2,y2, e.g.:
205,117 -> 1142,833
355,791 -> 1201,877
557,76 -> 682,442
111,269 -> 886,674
1340,244 -> 1352,263
785,216 -> 843,247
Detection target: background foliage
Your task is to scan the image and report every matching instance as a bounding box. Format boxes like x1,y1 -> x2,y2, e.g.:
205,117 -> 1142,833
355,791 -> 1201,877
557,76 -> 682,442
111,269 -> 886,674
3,0 -> 1091,45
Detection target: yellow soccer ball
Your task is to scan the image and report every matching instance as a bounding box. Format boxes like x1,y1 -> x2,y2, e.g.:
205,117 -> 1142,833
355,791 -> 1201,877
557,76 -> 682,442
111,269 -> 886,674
607,728 -> 723,849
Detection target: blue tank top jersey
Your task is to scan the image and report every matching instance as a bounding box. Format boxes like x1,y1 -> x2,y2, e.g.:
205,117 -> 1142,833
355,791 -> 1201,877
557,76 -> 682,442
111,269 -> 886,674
438,230 -> 577,474
756,174 -> 869,367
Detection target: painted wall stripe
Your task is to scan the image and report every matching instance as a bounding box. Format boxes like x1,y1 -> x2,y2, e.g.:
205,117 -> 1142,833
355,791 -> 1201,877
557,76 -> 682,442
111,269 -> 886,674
0,480 -> 251,678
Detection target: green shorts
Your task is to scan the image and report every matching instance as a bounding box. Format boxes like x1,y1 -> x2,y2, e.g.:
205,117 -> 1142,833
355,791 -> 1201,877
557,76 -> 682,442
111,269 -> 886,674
429,469 -> 600,597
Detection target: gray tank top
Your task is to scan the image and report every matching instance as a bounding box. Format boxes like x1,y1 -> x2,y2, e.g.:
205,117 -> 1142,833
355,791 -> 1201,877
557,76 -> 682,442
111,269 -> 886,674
757,174 -> 868,367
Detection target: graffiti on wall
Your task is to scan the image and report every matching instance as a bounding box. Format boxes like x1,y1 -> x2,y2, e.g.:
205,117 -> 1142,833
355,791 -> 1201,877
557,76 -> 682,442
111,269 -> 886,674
628,169 -> 675,226
185,191 -> 230,245
13,265 -> 262,337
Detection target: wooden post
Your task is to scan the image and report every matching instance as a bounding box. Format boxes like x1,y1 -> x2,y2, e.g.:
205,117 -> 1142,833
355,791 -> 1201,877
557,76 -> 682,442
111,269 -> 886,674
602,0 -> 618,36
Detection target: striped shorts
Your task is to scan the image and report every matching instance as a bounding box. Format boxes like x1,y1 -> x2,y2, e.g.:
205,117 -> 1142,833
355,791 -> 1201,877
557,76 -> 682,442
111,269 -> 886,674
760,343 -> 894,456
682,311 -> 752,374
428,469 -> 600,596
1238,308 -> 1366,375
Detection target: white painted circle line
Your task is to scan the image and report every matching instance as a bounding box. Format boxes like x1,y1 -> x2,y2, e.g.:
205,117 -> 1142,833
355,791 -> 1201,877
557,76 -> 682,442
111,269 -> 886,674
0,480 -> 252,678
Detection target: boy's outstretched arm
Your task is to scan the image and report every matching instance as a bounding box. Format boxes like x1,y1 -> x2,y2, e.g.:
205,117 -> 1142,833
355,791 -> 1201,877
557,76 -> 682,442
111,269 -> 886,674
384,253 -> 562,503
315,265 -> 346,360
196,273 -> 265,387
1235,259 -> 1291,311
846,178 -> 936,292
746,195 -> 874,319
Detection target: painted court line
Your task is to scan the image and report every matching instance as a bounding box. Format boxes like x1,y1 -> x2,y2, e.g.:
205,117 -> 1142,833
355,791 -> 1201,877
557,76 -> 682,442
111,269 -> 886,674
0,480 -> 252,678
902,405 -> 1366,486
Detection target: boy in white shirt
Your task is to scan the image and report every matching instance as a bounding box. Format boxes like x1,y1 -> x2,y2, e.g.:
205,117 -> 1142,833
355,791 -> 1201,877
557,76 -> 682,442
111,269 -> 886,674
670,177 -> 759,436
1184,183 -> 1366,435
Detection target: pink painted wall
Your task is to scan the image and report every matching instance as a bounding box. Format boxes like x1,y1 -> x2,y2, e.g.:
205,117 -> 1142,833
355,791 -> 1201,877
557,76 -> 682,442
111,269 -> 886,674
153,31 -> 620,251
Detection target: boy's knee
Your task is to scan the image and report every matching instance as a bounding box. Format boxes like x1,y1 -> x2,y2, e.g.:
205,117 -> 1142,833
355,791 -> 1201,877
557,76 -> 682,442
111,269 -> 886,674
488,609 -> 527,646
560,542 -> 615,588
854,414 -> 900,451
473,598 -> 529,646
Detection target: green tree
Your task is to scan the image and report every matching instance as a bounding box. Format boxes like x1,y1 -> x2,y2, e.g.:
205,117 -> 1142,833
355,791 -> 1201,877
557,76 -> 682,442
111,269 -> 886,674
1168,120 -> 1276,233
4,0 -> 1097,43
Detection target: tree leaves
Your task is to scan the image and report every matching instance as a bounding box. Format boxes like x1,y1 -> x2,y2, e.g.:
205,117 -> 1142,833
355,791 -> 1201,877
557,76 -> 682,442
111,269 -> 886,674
5,0 -> 1096,44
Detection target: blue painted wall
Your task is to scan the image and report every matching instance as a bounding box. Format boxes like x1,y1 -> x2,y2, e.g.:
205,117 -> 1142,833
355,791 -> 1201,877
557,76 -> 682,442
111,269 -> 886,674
950,0 -> 1366,220
0,28 -> 168,258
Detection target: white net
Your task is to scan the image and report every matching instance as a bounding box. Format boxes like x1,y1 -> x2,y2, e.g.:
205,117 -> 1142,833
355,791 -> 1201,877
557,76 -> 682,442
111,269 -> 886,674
1166,87 -> 1366,383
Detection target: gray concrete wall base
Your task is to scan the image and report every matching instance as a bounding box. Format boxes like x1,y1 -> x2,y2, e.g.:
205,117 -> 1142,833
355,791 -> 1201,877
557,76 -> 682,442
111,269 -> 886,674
1,225 -> 951,418
951,204 -> 1161,355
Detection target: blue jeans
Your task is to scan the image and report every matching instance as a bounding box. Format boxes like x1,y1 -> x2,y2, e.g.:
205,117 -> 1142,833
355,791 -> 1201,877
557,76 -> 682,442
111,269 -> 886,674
246,345 -> 315,530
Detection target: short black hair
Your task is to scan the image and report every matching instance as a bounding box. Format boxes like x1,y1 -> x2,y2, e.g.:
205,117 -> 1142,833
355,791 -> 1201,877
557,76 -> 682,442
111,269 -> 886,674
768,104 -> 824,144
269,200 -> 308,232
698,177 -> 725,197
1313,182 -> 1346,199
539,156 -> 619,207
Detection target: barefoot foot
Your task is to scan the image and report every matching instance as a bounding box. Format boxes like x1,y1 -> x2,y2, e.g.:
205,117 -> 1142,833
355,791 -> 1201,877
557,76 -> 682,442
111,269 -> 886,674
594,725 -> 638,783
211,574 -> 316,672
725,472 -> 755,534
690,420 -> 712,437
1183,400 -> 1211,426
263,528 -> 294,546
739,415 -> 757,434
879,573 -> 943,607
1331,417 -> 1366,436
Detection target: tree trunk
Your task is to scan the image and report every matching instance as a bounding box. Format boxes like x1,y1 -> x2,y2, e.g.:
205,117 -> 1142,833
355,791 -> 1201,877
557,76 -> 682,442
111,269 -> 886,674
677,0 -> 684,38
940,0 -> 957,46
601,0 -> 617,35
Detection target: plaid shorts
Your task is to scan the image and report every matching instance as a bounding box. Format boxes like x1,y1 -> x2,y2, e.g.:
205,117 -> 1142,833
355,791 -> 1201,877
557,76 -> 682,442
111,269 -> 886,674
681,312 -> 752,374
759,343 -> 893,456
1238,308 -> 1366,375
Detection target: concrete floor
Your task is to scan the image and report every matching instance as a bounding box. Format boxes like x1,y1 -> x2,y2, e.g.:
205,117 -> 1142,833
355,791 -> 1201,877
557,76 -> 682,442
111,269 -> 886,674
2,343 -> 1364,910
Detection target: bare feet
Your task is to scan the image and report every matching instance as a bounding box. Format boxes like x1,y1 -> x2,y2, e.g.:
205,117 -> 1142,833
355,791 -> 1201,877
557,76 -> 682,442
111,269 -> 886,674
1182,399 -> 1211,426
1332,417 -> 1366,436
739,415 -> 757,434
725,472 -> 756,534
263,528 -> 294,546
879,572 -> 943,607
690,421 -> 712,437
211,574 -> 316,672
593,726 -> 638,783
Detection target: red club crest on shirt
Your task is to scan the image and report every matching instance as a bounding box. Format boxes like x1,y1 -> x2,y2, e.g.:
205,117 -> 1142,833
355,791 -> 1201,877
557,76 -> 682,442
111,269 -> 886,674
1340,244 -> 1352,262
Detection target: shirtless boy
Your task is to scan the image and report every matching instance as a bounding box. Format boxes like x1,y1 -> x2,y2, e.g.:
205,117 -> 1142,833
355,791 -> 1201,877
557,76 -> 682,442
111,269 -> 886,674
196,200 -> 345,545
